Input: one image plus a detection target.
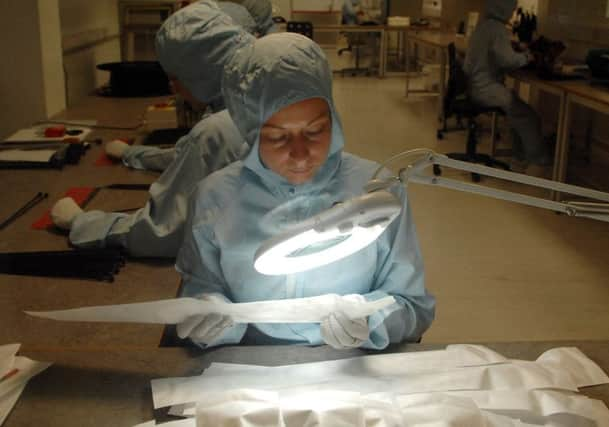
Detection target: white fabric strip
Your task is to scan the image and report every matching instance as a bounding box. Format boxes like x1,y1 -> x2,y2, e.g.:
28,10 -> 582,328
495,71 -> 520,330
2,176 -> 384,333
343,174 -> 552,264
160,345 -> 507,412
26,295 -> 395,324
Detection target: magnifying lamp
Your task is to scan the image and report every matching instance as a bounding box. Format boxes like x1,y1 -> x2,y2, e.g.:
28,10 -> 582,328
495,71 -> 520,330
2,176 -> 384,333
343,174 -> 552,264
254,149 -> 609,276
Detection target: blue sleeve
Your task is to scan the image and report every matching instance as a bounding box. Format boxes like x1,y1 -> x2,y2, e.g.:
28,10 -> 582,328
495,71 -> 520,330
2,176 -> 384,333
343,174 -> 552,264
491,30 -> 528,71
122,145 -> 177,171
360,185 -> 435,350
175,189 -> 247,347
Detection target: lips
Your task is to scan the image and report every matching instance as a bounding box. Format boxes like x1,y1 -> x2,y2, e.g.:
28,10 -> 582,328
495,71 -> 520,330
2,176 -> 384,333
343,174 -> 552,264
288,166 -> 313,174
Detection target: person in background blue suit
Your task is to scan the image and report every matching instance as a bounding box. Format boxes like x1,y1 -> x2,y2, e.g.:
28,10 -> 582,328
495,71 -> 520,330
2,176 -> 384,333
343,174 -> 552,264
464,0 -> 548,174
176,32 -> 435,350
50,1 -> 254,258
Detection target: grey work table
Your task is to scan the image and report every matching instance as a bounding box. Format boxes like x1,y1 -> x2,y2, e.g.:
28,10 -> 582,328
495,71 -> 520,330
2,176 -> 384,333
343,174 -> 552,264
4,341 -> 609,426
0,95 -> 182,351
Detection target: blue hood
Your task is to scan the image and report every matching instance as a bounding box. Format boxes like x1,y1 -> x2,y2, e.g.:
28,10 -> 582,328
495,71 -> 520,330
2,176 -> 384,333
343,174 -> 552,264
222,33 -> 345,192
238,0 -> 276,35
155,0 -> 255,105
217,1 -> 257,34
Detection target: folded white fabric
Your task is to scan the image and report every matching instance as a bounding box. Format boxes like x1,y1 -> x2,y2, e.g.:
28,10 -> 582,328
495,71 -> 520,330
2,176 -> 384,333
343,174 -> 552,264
145,346 -> 609,427
196,390 -> 281,427
536,347 -> 609,388
153,346 -> 589,410
0,344 -> 52,426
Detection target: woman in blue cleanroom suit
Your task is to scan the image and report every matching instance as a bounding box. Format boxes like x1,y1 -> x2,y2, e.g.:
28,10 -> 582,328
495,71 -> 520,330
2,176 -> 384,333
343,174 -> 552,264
115,0 -> 258,171
116,0 -> 276,172
175,33 -> 435,350
50,1 -> 254,258
463,0 -> 547,171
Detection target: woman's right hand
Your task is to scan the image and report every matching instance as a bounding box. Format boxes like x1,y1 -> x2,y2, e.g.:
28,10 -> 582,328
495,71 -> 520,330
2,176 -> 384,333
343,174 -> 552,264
177,312 -> 234,345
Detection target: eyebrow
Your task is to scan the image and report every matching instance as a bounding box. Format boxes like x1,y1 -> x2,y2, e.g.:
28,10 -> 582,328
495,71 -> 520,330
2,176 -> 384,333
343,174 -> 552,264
262,111 -> 330,130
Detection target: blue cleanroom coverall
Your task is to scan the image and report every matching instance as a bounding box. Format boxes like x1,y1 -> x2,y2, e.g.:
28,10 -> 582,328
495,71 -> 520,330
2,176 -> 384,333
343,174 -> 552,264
463,0 -> 545,165
176,33 -> 435,349
69,2 -> 254,257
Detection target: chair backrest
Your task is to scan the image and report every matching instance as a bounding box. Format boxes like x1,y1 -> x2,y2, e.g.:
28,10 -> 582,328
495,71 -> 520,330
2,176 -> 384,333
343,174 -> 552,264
443,43 -> 469,115
286,21 -> 314,39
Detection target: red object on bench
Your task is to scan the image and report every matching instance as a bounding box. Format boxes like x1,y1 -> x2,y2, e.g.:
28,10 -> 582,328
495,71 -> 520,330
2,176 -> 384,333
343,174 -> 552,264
31,187 -> 96,229
44,125 -> 66,138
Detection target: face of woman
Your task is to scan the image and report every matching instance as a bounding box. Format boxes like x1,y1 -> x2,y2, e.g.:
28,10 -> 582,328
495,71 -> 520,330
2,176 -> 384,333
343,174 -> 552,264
168,75 -> 207,111
259,98 -> 332,185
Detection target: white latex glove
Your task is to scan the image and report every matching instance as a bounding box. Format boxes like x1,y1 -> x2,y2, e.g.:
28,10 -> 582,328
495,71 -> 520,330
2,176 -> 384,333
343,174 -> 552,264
105,140 -> 129,159
50,197 -> 83,230
176,295 -> 234,345
320,295 -> 370,349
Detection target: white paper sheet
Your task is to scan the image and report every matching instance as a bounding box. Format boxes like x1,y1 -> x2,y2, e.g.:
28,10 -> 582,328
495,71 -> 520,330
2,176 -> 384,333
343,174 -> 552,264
0,353 -> 51,427
152,347 -> 587,410
440,389 -> 609,423
0,149 -> 56,162
26,295 -> 396,324
196,390 -> 281,427
0,344 -> 20,381
153,346 -> 609,427
0,384 -> 25,426
184,389 -> 575,427
280,391 -> 365,427
0,356 -> 52,402
536,347 -> 609,388
4,125 -> 92,143
168,344 -> 509,417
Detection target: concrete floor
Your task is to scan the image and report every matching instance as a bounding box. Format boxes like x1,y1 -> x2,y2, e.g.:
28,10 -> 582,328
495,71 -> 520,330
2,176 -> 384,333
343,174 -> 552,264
329,73 -> 609,344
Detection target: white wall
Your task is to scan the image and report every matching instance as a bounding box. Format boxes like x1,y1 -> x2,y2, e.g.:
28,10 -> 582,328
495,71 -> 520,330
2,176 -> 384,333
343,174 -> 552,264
273,0 -> 292,18
0,0 -> 66,140
59,0 -> 121,106
39,0 -> 66,117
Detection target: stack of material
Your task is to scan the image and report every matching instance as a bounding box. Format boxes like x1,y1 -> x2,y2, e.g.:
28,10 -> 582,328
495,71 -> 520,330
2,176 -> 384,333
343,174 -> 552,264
0,344 -> 51,425
0,125 -> 93,169
0,249 -> 125,283
138,345 -> 609,426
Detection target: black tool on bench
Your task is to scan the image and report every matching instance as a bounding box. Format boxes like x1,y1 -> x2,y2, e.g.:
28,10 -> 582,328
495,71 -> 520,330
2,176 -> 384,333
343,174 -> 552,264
0,248 -> 125,282
0,192 -> 48,231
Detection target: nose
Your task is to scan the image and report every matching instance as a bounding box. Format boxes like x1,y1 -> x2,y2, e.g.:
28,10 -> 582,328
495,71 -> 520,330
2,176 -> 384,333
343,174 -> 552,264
289,133 -> 310,161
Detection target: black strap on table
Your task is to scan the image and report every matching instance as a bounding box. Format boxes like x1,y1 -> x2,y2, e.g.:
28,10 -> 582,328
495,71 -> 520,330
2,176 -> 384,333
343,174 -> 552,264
0,248 -> 125,282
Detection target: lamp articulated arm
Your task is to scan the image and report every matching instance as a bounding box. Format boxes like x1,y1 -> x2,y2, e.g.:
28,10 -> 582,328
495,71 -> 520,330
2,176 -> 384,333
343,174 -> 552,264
367,149 -> 609,223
